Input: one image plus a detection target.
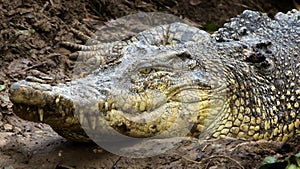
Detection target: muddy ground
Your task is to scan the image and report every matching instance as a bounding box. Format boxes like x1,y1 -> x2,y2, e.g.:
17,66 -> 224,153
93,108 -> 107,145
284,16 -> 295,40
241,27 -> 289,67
0,0 -> 299,168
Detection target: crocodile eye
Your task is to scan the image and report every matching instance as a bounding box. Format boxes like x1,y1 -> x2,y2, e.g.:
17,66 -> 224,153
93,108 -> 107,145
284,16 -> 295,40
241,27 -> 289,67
139,68 -> 153,74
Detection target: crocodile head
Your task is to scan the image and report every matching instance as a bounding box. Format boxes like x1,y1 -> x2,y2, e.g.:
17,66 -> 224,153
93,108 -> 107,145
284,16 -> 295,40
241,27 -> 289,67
9,10 -> 300,143
9,40 -> 229,142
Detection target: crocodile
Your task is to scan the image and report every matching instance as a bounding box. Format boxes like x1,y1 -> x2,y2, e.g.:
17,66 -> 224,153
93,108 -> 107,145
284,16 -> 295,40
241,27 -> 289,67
9,10 -> 300,143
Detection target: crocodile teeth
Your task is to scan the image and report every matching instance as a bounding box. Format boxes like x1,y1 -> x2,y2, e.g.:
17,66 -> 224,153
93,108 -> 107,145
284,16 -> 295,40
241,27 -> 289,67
38,108 -> 44,121
90,116 -> 97,130
111,103 -> 115,109
79,112 -> 84,124
55,95 -> 61,103
59,105 -> 66,117
104,102 -> 109,111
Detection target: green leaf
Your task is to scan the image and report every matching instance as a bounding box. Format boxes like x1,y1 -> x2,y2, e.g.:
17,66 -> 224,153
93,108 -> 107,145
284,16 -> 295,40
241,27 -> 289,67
297,158 -> 300,167
259,156 -> 285,169
262,156 -> 278,164
0,84 -> 6,91
17,29 -> 35,35
259,161 -> 287,169
286,164 -> 298,169
294,153 -> 300,167
204,23 -> 218,31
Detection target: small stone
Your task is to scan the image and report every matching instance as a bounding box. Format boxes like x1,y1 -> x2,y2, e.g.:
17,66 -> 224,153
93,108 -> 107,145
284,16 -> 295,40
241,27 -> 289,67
3,123 -> 13,131
24,124 -> 32,132
14,126 -> 22,133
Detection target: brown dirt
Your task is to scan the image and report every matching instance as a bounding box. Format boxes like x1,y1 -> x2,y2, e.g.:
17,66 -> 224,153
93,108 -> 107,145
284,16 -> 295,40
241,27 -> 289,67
0,0 -> 299,168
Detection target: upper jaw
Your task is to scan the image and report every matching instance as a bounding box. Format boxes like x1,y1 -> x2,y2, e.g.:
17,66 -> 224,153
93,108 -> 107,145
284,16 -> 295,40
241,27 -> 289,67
10,80 -> 55,107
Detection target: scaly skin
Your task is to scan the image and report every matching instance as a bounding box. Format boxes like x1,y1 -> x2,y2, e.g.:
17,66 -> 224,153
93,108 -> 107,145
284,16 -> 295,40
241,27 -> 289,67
9,10 -> 300,142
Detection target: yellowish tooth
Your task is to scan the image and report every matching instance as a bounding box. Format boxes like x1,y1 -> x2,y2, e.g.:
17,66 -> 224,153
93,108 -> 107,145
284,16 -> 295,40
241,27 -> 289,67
79,112 -> 84,124
104,102 -> 109,111
65,107 -> 69,116
90,116 -> 97,130
59,105 -> 65,117
55,95 -> 61,103
111,103 -> 115,109
139,101 -> 146,112
38,108 -> 44,121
